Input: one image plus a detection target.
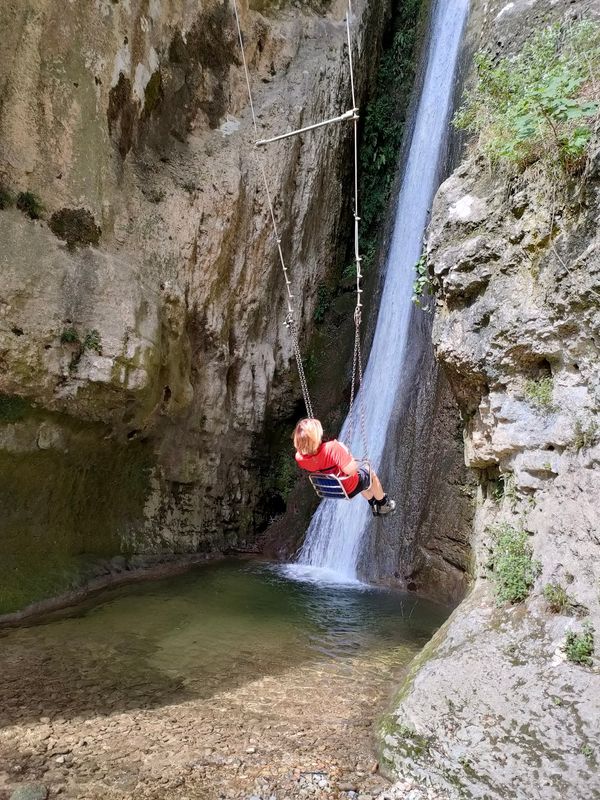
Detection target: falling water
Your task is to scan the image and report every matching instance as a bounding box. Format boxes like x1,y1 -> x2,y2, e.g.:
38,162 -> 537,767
287,0 -> 470,584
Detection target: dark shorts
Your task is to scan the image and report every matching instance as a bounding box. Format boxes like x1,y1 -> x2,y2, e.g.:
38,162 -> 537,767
348,464 -> 371,498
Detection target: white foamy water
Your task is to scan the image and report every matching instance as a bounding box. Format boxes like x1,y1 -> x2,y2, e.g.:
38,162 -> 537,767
293,0 -> 470,583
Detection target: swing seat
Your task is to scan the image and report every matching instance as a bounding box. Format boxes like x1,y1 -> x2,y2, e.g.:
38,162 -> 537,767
309,472 -> 352,500
308,460 -> 372,501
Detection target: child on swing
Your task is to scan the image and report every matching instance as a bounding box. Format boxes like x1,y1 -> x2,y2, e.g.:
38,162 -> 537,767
293,418 -> 396,516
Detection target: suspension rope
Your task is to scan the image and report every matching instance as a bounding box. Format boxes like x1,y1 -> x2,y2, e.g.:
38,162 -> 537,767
343,0 -> 369,459
232,0 -> 314,415
232,0 -> 367,455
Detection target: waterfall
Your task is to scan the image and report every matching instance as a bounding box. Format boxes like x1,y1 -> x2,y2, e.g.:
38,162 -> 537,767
286,0 -> 470,584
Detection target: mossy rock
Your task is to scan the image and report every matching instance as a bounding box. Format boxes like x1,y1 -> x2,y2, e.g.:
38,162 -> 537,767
0,394 -> 29,424
16,192 -> 44,220
49,207 -> 101,249
0,420 -> 153,615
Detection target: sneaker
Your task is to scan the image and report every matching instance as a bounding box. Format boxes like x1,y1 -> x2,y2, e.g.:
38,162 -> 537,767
372,498 -> 396,517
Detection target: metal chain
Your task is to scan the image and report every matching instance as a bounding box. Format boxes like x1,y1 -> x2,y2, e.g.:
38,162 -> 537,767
345,307 -> 368,459
356,322 -> 368,460
286,314 -> 314,419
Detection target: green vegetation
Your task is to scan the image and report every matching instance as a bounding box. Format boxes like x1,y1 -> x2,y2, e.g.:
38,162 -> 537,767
60,327 -> 103,372
0,185 -> 14,209
454,21 -> 600,173
489,523 -> 540,604
60,327 -> 81,345
412,252 -> 433,309
491,472 -> 518,506
0,394 -> 29,423
573,417 -> 599,451
16,191 -> 44,220
271,449 -> 297,503
313,284 -> 334,323
379,718 -> 431,759
358,0 -> 422,275
564,622 -> 595,666
83,329 -> 103,355
524,376 -> 555,413
543,582 -> 573,614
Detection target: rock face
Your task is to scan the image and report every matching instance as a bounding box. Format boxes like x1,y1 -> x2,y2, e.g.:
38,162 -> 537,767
380,1 -> 600,797
0,0 -> 389,612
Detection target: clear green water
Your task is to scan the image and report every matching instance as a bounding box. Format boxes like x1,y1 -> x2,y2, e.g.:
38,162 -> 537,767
0,559 -> 447,726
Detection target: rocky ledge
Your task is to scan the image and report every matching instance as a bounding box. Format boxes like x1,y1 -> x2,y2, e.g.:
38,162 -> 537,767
379,0 -> 600,797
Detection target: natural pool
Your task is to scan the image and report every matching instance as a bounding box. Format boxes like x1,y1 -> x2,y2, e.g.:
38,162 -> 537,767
0,559 -> 448,799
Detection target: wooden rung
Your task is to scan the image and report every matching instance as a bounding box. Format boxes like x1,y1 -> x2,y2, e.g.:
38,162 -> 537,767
256,108 -> 359,147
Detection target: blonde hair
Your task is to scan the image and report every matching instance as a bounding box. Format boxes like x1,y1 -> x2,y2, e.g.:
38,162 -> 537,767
293,418 -> 323,455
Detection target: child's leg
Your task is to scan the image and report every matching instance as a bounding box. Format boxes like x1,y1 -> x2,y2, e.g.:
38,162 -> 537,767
361,468 -> 385,502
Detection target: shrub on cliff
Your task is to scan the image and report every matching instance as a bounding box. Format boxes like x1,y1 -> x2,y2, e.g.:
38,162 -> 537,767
16,191 -> 44,219
564,622 -> 595,666
489,523 -> 540,604
454,20 -> 600,173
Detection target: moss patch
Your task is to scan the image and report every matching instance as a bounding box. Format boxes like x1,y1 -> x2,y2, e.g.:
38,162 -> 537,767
0,422 -> 153,614
0,394 -> 29,424
16,191 -> 44,220
49,207 -> 101,249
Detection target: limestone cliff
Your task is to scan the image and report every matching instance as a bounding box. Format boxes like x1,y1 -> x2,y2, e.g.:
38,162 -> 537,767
380,1 -> 600,798
0,0 -> 389,614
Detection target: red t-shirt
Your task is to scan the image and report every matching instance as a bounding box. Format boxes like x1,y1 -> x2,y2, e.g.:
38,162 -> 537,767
295,439 -> 359,495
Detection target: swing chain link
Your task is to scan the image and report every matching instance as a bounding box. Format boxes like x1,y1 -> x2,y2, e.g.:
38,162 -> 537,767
346,307 -> 368,460
286,313 -> 314,419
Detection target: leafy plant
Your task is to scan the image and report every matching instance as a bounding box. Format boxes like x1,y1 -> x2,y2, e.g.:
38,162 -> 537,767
489,523 -> 540,604
60,327 -> 80,345
60,327 -> 103,373
543,582 -> 572,614
412,252 -> 433,309
524,376 -> 555,413
16,191 -> 44,220
564,622 -> 594,666
454,21 -> 600,173
83,329 -> 102,354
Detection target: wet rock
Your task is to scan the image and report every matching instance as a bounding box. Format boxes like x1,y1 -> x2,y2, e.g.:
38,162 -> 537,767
382,2 -> 600,799
0,0 -> 391,608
